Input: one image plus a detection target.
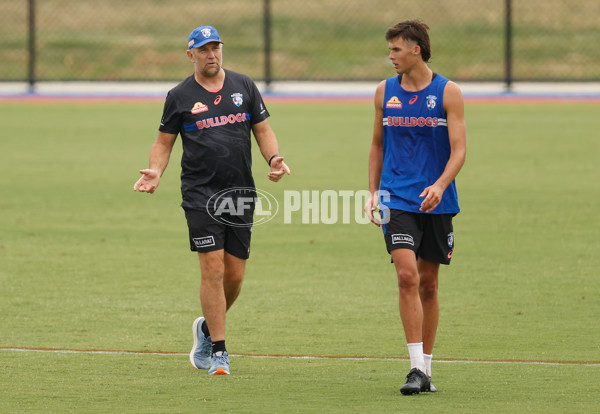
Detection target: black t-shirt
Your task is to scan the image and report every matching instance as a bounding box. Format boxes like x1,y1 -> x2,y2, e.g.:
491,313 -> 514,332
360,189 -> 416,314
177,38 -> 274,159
159,69 -> 270,209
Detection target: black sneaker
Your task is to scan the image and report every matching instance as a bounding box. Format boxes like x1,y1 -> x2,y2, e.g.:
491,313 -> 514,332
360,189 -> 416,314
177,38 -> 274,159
400,368 -> 431,395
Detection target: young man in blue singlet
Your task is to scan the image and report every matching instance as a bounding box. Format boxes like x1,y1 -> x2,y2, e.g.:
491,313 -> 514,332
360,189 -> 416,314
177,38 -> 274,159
365,20 -> 467,395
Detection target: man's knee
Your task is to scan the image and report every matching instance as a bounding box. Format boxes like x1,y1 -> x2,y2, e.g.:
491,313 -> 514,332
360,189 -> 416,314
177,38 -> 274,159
199,250 -> 225,281
224,267 -> 244,286
397,268 -> 420,290
392,249 -> 420,290
418,260 -> 439,298
419,278 -> 438,300
223,253 -> 246,284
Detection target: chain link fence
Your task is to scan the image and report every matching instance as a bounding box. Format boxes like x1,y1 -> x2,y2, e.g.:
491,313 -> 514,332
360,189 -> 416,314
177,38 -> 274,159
1,0 -> 599,85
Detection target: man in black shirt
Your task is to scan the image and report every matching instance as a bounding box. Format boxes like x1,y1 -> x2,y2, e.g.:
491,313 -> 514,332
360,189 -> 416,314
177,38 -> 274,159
134,25 -> 290,375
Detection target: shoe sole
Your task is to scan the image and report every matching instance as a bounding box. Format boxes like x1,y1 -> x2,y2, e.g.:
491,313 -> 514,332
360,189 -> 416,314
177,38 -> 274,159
401,383 -> 436,394
189,316 -> 207,370
209,367 -> 230,376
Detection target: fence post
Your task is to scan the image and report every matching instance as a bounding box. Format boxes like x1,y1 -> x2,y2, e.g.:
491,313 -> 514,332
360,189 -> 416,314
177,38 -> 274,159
504,0 -> 512,91
264,0 -> 272,90
28,0 -> 36,93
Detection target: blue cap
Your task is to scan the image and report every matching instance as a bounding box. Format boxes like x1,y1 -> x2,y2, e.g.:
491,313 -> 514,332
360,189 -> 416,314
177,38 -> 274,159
188,26 -> 223,49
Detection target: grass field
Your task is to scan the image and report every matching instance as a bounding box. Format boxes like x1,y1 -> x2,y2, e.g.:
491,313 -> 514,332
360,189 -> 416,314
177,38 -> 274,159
1,98 -> 599,413
2,0 -> 600,81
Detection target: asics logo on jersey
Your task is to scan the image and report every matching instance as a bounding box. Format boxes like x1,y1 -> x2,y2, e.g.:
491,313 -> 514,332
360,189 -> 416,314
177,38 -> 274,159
409,95 -> 418,104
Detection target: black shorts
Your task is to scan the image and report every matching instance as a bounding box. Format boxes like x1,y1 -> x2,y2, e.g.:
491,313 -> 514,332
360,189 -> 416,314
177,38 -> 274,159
382,209 -> 455,265
184,206 -> 254,260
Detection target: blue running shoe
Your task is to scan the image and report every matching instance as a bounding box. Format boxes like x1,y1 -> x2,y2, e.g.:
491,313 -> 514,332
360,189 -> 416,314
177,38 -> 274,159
208,351 -> 230,375
189,317 -> 211,370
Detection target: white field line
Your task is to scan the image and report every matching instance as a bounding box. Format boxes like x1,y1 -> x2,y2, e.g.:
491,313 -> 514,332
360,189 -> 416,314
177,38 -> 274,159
1,347 -> 599,367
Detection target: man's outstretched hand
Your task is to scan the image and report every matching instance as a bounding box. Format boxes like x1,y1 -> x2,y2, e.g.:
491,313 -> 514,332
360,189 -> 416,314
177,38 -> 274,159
133,169 -> 160,194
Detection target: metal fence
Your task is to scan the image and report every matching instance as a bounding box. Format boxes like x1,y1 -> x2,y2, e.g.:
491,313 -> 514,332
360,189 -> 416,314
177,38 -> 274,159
1,0 -> 599,87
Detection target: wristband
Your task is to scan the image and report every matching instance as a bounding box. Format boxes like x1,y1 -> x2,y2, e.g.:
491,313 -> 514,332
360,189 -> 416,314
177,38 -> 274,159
268,154 -> 280,166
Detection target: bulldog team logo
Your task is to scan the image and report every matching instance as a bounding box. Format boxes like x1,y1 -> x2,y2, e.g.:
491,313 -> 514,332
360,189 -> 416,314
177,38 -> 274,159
386,96 -> 403,109
426,95 -> 437,110
231,93 -> 244,107
201,28 -> 212,38
447,232 -> 454,248
191,102 -> 208,114
447,232 -> 454,259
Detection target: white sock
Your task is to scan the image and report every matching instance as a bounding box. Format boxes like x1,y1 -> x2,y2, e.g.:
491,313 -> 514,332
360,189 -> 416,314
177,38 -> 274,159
423,353 -> 433,377
407,342 -> 426,373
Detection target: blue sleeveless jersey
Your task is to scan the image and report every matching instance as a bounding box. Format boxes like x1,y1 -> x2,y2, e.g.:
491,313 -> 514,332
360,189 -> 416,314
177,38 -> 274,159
380,74 -> 460,214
